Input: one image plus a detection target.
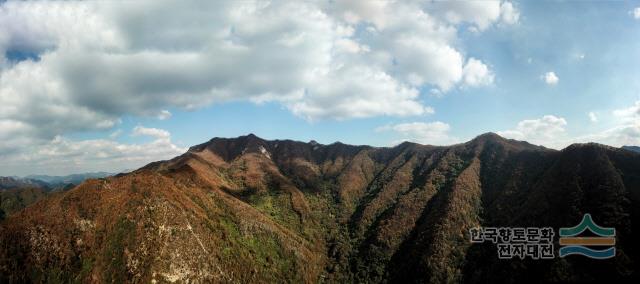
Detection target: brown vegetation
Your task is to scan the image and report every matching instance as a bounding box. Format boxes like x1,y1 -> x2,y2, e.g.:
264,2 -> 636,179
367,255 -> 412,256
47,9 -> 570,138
1,133 -> 638,283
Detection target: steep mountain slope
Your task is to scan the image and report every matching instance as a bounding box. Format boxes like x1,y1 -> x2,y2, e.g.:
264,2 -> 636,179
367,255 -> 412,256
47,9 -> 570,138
0,133 -> 638,283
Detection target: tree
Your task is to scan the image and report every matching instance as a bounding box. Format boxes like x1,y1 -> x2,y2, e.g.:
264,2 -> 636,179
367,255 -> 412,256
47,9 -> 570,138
0,195 -> 4,221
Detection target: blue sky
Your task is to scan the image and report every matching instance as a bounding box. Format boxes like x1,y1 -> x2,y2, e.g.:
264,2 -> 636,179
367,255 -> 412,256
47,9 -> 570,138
1,0 -> 640,175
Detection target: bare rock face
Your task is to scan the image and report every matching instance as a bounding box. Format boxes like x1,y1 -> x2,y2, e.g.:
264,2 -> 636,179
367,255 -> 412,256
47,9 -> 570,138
1,133 -> 638,283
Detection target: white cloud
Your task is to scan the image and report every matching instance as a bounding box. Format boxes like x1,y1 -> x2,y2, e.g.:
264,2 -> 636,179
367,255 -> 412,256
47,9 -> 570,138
613,100 -> 640,120
0,0 -> 510,131
157,110 -> 172,120
542,71 -> 559,85
376,121 -> 458,146
425,1 -> 518,31
109,129 -> 123,139
0,126 -> 185,176
462,58 -> 494,87
0,0 -> 519,174
132,126 -> 171,140
287,66 -> 432,120
570,122 -> 640,148
498,115 -> 568,148
580,101 -> 640,146
632,7 -> 640,19
562,101 -> 640,147
499,1 -> 520,25
465,102 -> 640,149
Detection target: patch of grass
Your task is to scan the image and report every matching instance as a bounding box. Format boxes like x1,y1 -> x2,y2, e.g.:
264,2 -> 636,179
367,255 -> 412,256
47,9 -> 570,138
102,217 -> 135,283
73,258 -> 94,284
247,191 -> 301,233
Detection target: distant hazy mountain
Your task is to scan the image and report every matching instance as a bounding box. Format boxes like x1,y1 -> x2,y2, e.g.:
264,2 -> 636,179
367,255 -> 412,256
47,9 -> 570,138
1,134 -> 638,282
25,172 -> 113,187
0,173 -> 114,219
0,176 -> 49,190
622,145 -> 640,153
1,172 -> 114,191
0,177 -> 50,221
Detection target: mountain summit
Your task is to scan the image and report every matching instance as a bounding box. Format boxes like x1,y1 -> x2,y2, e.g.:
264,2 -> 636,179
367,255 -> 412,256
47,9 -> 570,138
1,133 -> 638,283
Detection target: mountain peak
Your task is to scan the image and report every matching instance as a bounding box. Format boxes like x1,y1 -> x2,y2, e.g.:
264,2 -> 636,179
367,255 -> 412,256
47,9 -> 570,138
240,133 -> 265,143
472,132 -> 504,141
245,133 -> 260,139
468,132 -> 509,146
468,132 -> 549,151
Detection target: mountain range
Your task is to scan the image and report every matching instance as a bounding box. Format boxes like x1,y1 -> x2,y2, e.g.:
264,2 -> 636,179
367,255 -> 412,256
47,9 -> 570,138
0,172 -> 115,219
1,172 -> 114,191
0,176 -> 50,191
0,133 -> 638,283
24,172 -> 115,188
623,145 -> 640,153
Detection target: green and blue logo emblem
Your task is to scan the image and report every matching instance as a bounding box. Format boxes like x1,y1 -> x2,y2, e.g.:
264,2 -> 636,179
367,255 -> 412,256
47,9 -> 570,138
558,214 -> 615,259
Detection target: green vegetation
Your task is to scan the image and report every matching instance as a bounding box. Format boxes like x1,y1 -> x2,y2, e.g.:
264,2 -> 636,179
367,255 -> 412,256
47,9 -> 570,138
103,218 -> 136,283
0,187 -> 48,216
215,208 -> 302,283
75,258 -> 94,283
1,134 -> 638,283
247,190 -> 302,233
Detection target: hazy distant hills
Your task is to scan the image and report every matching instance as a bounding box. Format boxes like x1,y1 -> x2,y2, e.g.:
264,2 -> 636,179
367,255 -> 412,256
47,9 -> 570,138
25,172 -> 114,188
0,176 -> 49,190
0,172 -> 114,220
1,172 -> 114,191
622,145 -> 640,153
0,134 -> 638,282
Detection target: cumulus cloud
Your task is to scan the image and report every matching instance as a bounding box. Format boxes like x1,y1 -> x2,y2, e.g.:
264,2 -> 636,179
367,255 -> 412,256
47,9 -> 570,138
0,126 -> 186,176
462,58 -> 495,87
425,0 -> 519,31
633,7 -> 640,19
380,101 -> 640,150
0,0 -> 518,174
542,71 -> 559,85
580,101 -> 640,146
575,123 -> 640,147
132,126 -> 171,140
499,1 -> 520,25
376,121 -> 458,146
548,101 -> 640,148
498,115 -> 568,148
613,100 -> 640,120
0,1 -> 512,127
